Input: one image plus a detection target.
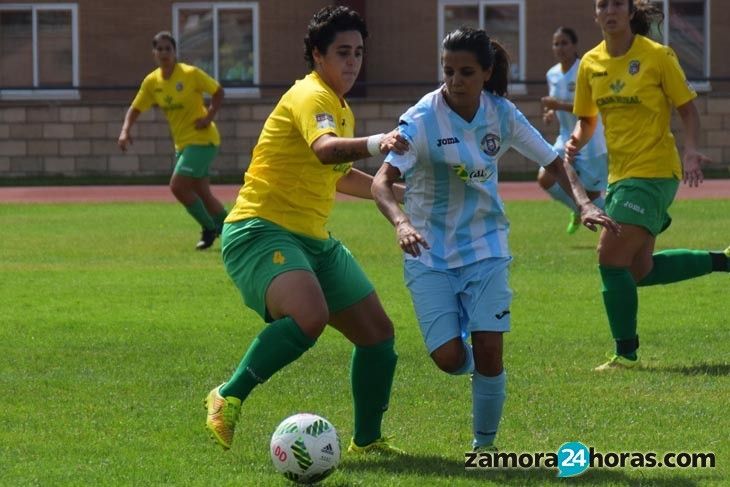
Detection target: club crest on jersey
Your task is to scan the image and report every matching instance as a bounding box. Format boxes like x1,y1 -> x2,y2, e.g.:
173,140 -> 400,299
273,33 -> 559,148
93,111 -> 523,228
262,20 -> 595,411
568,81 -> 576,92
628,60 -> 640,75
175,82 -> 184,91
481,133 -> 500,156
315,113 -> 336,130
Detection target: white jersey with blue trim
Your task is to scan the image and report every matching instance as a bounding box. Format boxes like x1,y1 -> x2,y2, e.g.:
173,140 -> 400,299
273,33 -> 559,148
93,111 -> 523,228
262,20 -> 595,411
547,59 -> 607,159
386,87 -> 558,269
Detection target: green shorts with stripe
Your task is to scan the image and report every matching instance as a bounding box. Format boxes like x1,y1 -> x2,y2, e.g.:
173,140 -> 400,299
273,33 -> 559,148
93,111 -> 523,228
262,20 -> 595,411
173,144 -> 219,178
605,177 -> 679,236
221,217 -> 374,322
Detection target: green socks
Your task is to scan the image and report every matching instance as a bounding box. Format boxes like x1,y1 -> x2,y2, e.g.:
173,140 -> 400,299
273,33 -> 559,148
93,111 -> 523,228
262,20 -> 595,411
185,198 -> 216,231
637,250 -> 713,286
351,337 -> 398,446
220,317 -> 316,400
599,265 -> 638,359
213,209 -> 228,234
600,250 -> 723,359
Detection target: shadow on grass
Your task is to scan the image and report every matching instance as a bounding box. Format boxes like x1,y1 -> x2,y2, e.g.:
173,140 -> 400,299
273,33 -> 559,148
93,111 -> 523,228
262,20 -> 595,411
342,453 -> 716,486
640,362 -> 730,376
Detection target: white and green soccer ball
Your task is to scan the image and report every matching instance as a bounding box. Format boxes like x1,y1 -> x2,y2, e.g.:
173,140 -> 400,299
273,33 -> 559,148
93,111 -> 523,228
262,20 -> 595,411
270,413 -> 341,484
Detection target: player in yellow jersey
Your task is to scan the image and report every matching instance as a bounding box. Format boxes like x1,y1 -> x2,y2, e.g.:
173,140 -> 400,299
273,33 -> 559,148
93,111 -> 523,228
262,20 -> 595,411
118,31 -> 228,250
204,6 -> 408,455
567,0 -> 729,371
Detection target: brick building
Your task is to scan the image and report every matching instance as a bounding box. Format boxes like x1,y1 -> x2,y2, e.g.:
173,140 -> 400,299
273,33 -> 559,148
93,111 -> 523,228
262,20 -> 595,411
1,0 -> 729,179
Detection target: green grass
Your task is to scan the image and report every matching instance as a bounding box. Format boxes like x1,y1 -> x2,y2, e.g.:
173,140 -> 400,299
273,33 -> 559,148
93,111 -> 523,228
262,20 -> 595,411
0,199 -> 728,486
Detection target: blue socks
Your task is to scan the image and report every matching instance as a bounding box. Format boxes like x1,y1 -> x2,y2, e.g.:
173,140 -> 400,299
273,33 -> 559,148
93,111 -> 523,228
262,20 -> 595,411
472,370 -> 506,448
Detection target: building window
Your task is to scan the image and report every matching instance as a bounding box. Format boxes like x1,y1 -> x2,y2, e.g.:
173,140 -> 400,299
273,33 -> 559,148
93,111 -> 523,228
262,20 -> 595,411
438,0 -> 525,92
650,0 -> 709,85
173,2 -> 259,97
0,3 -> 79,99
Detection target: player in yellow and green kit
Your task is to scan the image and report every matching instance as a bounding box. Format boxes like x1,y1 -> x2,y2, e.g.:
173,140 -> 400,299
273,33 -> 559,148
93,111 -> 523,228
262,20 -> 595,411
203,6 -> 409,454
118,31 -> 228,250
567,0 -> 729,371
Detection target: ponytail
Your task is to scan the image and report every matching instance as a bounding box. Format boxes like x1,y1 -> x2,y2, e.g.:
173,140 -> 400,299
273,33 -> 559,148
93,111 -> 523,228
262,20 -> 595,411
629,0 -> 664,36
485,39 -> 510,97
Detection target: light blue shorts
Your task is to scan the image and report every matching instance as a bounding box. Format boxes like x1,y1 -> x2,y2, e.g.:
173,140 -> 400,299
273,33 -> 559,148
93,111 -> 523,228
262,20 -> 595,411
404,257 -> 512,354
556,148 -> 608,192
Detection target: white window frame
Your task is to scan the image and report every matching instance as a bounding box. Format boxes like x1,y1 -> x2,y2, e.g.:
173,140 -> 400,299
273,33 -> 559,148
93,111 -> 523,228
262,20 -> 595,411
172,2 -> 260,98
654,0 -> 711,92
0,3 -> 79,100
437,0 -> 526,95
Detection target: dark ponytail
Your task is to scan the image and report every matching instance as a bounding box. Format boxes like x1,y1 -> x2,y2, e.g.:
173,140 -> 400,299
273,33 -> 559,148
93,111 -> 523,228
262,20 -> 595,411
485,39 -> 510,97
629,0 -> 664,36
442,27 -> 511,97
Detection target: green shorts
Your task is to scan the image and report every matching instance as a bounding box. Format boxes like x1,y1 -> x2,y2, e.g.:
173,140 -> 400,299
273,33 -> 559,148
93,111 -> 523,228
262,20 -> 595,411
605,178 -> 679,236
173,144 -> 218,178
221,217 -> 375,322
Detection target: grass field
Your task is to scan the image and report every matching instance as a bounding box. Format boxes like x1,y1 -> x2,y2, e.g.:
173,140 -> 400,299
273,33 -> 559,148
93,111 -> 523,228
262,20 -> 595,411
0,199 -> 728,486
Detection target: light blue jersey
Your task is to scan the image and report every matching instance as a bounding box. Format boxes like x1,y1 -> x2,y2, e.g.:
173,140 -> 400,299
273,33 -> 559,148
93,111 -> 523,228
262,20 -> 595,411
386,87 -> 558,269
546,59 -> 607,159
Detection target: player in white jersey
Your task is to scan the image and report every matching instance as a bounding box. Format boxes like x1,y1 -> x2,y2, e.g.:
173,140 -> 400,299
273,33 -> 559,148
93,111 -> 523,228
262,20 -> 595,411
372,28 -> 618,451
540,27 -> 608,234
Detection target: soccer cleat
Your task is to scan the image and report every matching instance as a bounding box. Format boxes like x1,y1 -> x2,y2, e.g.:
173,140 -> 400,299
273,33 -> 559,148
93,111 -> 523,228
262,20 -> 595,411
347,436 -> 406,455
196,228 -> 217,250
566,212 -> 581,235
473,444 -> 498,453
594,353 -> 641,372
204,384 -> 242,450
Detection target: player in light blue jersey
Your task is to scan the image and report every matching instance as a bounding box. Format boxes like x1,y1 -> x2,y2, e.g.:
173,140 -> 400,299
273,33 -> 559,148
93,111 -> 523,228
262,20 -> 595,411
372,28 -> 618,451
540,27 -> 608,234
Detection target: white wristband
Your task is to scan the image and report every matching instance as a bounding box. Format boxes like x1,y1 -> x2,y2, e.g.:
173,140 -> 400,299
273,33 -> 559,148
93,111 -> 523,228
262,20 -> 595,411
366,133 -> 385,157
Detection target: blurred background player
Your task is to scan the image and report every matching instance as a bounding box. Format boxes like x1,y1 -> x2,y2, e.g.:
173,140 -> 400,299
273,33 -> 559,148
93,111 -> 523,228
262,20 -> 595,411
118,31 -> 228,250
204,6 -> 407,455
567,0 -> 729,371
540,26 -> 607,235
372,27 -> 616,451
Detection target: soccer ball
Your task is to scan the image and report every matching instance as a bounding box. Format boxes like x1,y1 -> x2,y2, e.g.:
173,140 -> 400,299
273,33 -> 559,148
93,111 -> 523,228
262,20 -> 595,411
270,413 -> 341,484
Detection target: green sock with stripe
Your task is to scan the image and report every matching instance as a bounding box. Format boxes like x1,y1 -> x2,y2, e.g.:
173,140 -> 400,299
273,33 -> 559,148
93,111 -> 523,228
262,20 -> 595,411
220,317 -> 316,401
213,209 -> 228,234
599,265 -> 638,360
185,198 -> 215,231
637,249 -> 714,286
351,337 -> 398,446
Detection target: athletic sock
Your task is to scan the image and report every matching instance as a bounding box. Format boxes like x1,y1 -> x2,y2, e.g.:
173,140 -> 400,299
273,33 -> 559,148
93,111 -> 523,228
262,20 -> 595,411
599,265 -> 638,359
637,250 -> 714,286
220,317 -> 316,400
185,198 -> 216,231
351,337 -> 398,446
213,209 -> 228,234
472,370 -> 506,449
546,183 -> 578,212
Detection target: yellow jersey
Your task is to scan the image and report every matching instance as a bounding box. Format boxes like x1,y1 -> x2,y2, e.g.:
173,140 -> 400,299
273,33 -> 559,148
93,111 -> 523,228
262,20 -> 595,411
226,71 -> 355,239
573,35 -> 696,183
132,63 -> 221,151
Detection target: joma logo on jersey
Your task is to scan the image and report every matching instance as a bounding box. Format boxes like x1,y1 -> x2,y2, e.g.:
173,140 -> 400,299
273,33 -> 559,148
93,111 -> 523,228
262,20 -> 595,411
591,71 -> 608,78
436,137 -> 460,147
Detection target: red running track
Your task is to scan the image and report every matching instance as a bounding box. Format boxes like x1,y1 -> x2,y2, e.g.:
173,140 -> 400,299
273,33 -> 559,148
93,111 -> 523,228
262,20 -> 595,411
0,180 -> 728,203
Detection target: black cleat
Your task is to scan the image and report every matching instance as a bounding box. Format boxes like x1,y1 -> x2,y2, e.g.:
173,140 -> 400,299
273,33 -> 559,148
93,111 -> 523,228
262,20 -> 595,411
196,229 -> 217,250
